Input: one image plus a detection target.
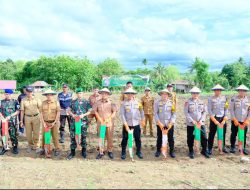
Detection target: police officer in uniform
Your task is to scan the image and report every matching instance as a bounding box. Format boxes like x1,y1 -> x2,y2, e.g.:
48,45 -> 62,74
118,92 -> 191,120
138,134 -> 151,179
58,84 -> 73,143
120,81 -> 133,102
0,89 -> 20,155
67,88 -> 92,160
154,89 -> 176,158
141,87 -> 154,136
207,84 -> 229,155
230,84 -> 250,155
184,87 -> 210,159
166,84 -> 177,107
120,88 -> 145,160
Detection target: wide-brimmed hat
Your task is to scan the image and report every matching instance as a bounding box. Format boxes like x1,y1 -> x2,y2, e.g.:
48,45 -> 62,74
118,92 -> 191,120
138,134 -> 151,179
235,84 -> 249,91
158,89 -> 171,96
145,87 -> 151,91
42,89 -> 57,96
99,88 -> 111,95
124,88 -> 137,94
189,86 -> 201,93
211,84 -> 225,91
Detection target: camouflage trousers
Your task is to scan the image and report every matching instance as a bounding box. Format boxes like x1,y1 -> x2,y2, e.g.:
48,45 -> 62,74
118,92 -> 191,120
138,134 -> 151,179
1,120 -> 18,147
69,119 -> 88,150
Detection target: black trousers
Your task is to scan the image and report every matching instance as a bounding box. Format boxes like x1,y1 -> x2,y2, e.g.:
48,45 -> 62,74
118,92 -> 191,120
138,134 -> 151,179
230,122 -> 248,149
156,125 -> 175,152
121,125 -> 141,153
208,117 -> 227,150
59,115 -> 71,132
187,125 -> 207,152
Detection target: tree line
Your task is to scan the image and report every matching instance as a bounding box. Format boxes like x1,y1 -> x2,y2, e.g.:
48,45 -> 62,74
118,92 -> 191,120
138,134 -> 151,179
0,55 -> 249,92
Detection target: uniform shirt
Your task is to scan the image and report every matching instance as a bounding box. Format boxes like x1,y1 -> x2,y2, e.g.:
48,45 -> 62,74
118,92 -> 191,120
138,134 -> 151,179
88,94 -> 101,107
141,95 -> 154,115
93,99 -> 117,127
170,92 -> 177,106
42,100 -> 60,121
58,92 -> 73,110
0,99 -> 20,121
20,97 -> 42,115
184,98 -> 207,126
120,99 -> 145,126
154,99 -> 176,126
207,95 -> 229,117
70,98 -> 92,121
230,95 -> 250,122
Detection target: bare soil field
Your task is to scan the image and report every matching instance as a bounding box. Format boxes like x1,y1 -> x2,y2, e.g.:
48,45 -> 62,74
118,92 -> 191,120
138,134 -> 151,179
0,92 -> 249,189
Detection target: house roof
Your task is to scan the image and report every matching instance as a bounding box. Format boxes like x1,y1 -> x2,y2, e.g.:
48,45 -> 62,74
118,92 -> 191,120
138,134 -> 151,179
172,80 -> 193,85
30,81 -> 52,87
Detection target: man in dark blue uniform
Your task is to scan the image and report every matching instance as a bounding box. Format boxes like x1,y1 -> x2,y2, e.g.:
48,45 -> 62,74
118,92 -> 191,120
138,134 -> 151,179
58,84 -> 73,143
17,86 -> 27,135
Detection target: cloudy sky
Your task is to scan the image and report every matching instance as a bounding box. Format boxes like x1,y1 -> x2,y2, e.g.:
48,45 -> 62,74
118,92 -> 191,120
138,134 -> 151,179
0,0 -> 250,71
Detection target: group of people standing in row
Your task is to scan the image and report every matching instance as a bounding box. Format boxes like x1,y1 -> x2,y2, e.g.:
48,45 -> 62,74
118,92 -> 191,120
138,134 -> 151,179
0,81 -> 249,161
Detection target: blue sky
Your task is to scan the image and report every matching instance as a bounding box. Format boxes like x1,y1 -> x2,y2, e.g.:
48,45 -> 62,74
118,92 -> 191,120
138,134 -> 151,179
0,0 -> 250,71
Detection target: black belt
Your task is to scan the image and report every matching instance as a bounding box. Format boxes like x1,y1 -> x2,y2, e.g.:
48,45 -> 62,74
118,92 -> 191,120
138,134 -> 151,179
45,120 -> 55,123
25,113 -> 39,117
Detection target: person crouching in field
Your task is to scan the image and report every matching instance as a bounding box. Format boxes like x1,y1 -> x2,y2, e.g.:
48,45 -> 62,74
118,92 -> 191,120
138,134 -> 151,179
184,87 -> 210,159
230,84 -> 250,155
207,84 -> 229,155
93,88 -> 117,160
154,89 -> 176,159
40,89 -> 61,158
120,88 -> 145,160
67,88 -> 92,160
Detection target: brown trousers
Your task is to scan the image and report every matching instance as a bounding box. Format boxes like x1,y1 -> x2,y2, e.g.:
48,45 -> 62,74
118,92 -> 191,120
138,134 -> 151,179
144,114 -> 153,134
98,124 -> 114,152
41,122 -> 60,150
25,115 -> 41,149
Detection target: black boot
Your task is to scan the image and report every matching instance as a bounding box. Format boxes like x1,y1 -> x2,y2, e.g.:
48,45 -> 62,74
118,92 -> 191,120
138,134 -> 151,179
201,150 -> 210,158
207,149 -> 212,155
108,152 -> 114,159
82,148 -> 87,159
189,151 -> 194,159
59,131 -> 65,143
121,148 -> 126,160
230,146 -> 236,153
223,147 -> 229,153
169,150 -> 176,158
0,148 -> 8,155
96,153 -> 104,159
12,146 -> 19,155
67,149 -> 75,160
136,151 -> 143,159
243,149 -> 249,155
155,150 -> 161,157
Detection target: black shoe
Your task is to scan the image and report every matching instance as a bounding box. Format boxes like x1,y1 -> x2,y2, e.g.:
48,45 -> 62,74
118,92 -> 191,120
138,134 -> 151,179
223,147 -> 229,153
12,146 -> 19,155
59,132 -> 65,143
201,151 -> 210,158
96,153 -> 104,159
189,151 -> 194,159
40,149 -> 45,155
169,151 -> 176,158
243,149 -> 249,155
136,152 -> 143,159
230,147 -> 236,153
207,149 -> 212,155
121,152 -> 126,160
155,151 -> 161,157
67,150 -> 75,160
0,148 -> 8,155
108,152 -> 114,159
82,149 -> 87,159
54,150 -> 60,157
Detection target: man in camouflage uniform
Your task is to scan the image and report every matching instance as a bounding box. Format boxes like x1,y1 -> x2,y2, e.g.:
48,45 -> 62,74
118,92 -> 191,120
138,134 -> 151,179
67,88 -> 92,160
207,84 -> 229,155
141,87 -> 154,136
120,88 -> 145,160
0,89 -> 20,155
184,87 -> 210,159
230,84 -> 250,155
154,89 -> 176,158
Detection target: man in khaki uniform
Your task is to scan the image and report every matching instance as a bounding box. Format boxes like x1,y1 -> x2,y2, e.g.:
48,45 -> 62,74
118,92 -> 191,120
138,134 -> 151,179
166,84 -> 177,106
20,86 -> 42,153
141,87 -> 154,136
40,89 -> 60,157
93,88 -> 117,160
